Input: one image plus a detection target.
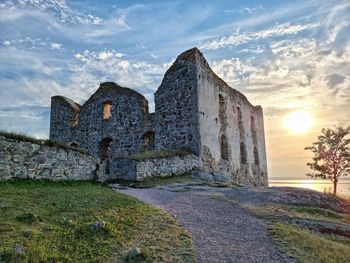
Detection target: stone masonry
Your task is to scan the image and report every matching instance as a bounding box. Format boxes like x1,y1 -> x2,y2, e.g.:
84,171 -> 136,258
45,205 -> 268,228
0,136 -> 98,181
112,154 -> 203,181
50,47 -> 268,186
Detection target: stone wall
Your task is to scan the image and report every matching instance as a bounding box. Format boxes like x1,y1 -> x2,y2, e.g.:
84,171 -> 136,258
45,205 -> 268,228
195,48 -> 268,186
48,47 -> 268,186
0,136 -> 99,181
154,49 -> 201,155
50,96 -> 81,145
50,82 -> 152,159
110,154 -> 203,181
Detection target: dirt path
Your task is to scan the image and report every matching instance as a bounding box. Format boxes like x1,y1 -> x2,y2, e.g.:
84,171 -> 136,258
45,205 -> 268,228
112,184 -> 294,263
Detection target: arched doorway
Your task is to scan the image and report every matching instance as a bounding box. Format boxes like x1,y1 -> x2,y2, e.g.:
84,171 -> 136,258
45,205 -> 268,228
220,135 -> 229,160
254,147 -> 259,166
100,138 -> 112,174
240,141 -> 247,164
142,131 -> 155,151
100,138 -> 112,161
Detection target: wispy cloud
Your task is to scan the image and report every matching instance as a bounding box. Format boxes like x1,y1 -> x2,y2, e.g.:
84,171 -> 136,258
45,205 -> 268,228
224,5 -> 264,15
201,22 -> 320,50
71,49 -> 167,106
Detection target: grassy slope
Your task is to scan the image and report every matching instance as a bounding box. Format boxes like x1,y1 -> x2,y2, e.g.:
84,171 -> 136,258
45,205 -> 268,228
249,205 -> 350,263
269,223 -> 350,263
210,194 -> 350,263
0,181 -> 195,263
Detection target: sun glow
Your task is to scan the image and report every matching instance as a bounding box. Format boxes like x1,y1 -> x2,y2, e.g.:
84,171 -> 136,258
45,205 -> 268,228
284,111 -> 313,134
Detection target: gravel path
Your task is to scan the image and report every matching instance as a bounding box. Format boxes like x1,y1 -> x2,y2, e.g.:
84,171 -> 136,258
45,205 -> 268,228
113,184 -> 294,263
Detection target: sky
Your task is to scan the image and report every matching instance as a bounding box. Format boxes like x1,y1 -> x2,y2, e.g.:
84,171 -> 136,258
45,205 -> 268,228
0,0 -> 349,180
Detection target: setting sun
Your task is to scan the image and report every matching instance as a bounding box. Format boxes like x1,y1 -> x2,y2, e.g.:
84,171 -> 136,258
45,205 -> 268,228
284,111 -> 313,134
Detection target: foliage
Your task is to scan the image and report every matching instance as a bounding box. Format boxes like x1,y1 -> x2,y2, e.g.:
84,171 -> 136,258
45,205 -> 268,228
305,126 -> 350,194
0,180 -> 195,263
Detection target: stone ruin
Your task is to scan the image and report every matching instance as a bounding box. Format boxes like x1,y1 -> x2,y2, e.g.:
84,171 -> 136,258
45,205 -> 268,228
50,48 -> 268,186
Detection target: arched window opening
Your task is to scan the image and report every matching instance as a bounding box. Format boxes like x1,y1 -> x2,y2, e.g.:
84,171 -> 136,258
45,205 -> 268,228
254,147 -> 259,166
103,101 -> 112,120
71,112 -> 79,128
251,116 -> 258,145
100,138 -> 112,161
143,101 -> 149,114
69,142 -> 79,148
100,138 -> 112,174
219,94 -> 225,107
237,106 -> 244,138
219,94 -> 227,124
142,131 -> 155,151
240,142 -> 247,164
221,135 -> 229,160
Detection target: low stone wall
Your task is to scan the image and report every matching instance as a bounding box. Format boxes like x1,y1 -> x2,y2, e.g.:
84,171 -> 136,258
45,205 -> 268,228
0,136 -> 99,181
111,154 -> 203,181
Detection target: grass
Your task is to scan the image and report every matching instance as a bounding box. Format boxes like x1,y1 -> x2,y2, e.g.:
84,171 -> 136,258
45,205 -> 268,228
210,193 -> 350,263
124,149 -> 192,161
269,223 -> 350,263
113,173 -> 204,188
288,206 -> 344,220
240,203 -> 348,224
0,130 -> 88,154
0,180 -> 195,263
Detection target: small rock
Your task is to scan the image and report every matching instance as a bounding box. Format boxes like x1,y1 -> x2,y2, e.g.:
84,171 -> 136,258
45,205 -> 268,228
91,221 -> 106,231
192,171 -> 214,182
14,244 -> 26,255
213,173 -> 230,183
125,247 -> 147,262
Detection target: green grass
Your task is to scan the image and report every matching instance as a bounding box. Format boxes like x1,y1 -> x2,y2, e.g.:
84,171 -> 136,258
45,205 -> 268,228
114,173 -> 204,188
0,180 -> 195,263
0,130 -> 87,154
124,149 -> 192,161
269,223 -> 350,263
255,204 -> 348,225
210,193 -> 350,262
289,206 -> 344,220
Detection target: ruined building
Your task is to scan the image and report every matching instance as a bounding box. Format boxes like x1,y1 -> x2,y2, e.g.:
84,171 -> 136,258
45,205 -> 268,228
50,48 -> 268,186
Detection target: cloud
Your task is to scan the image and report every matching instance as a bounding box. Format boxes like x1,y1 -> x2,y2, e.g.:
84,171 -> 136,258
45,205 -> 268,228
224,5 -> 264,15
210,28 -> 350,116
71,49 -> 167,107
0,1 -> 131,43
201,22 -> 320,50
83,15 -> 130,38
0,46 -> 58,76
50,42 -> 62,50
239,5 -> 264,14
326,73 -> 345,88
13,0 -> 103,25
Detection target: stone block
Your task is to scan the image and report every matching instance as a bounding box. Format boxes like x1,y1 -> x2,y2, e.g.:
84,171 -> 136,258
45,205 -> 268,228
192,171 -> 214,182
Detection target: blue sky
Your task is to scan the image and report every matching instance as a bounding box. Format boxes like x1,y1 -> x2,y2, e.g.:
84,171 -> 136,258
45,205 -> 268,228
0,0 -> 349,179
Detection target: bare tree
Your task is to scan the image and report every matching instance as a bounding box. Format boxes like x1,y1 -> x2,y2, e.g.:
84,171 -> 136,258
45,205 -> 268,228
305,126 -> 350,195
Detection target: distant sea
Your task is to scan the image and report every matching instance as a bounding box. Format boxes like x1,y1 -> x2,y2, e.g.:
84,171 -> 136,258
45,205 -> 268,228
269,179 -> 350,197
